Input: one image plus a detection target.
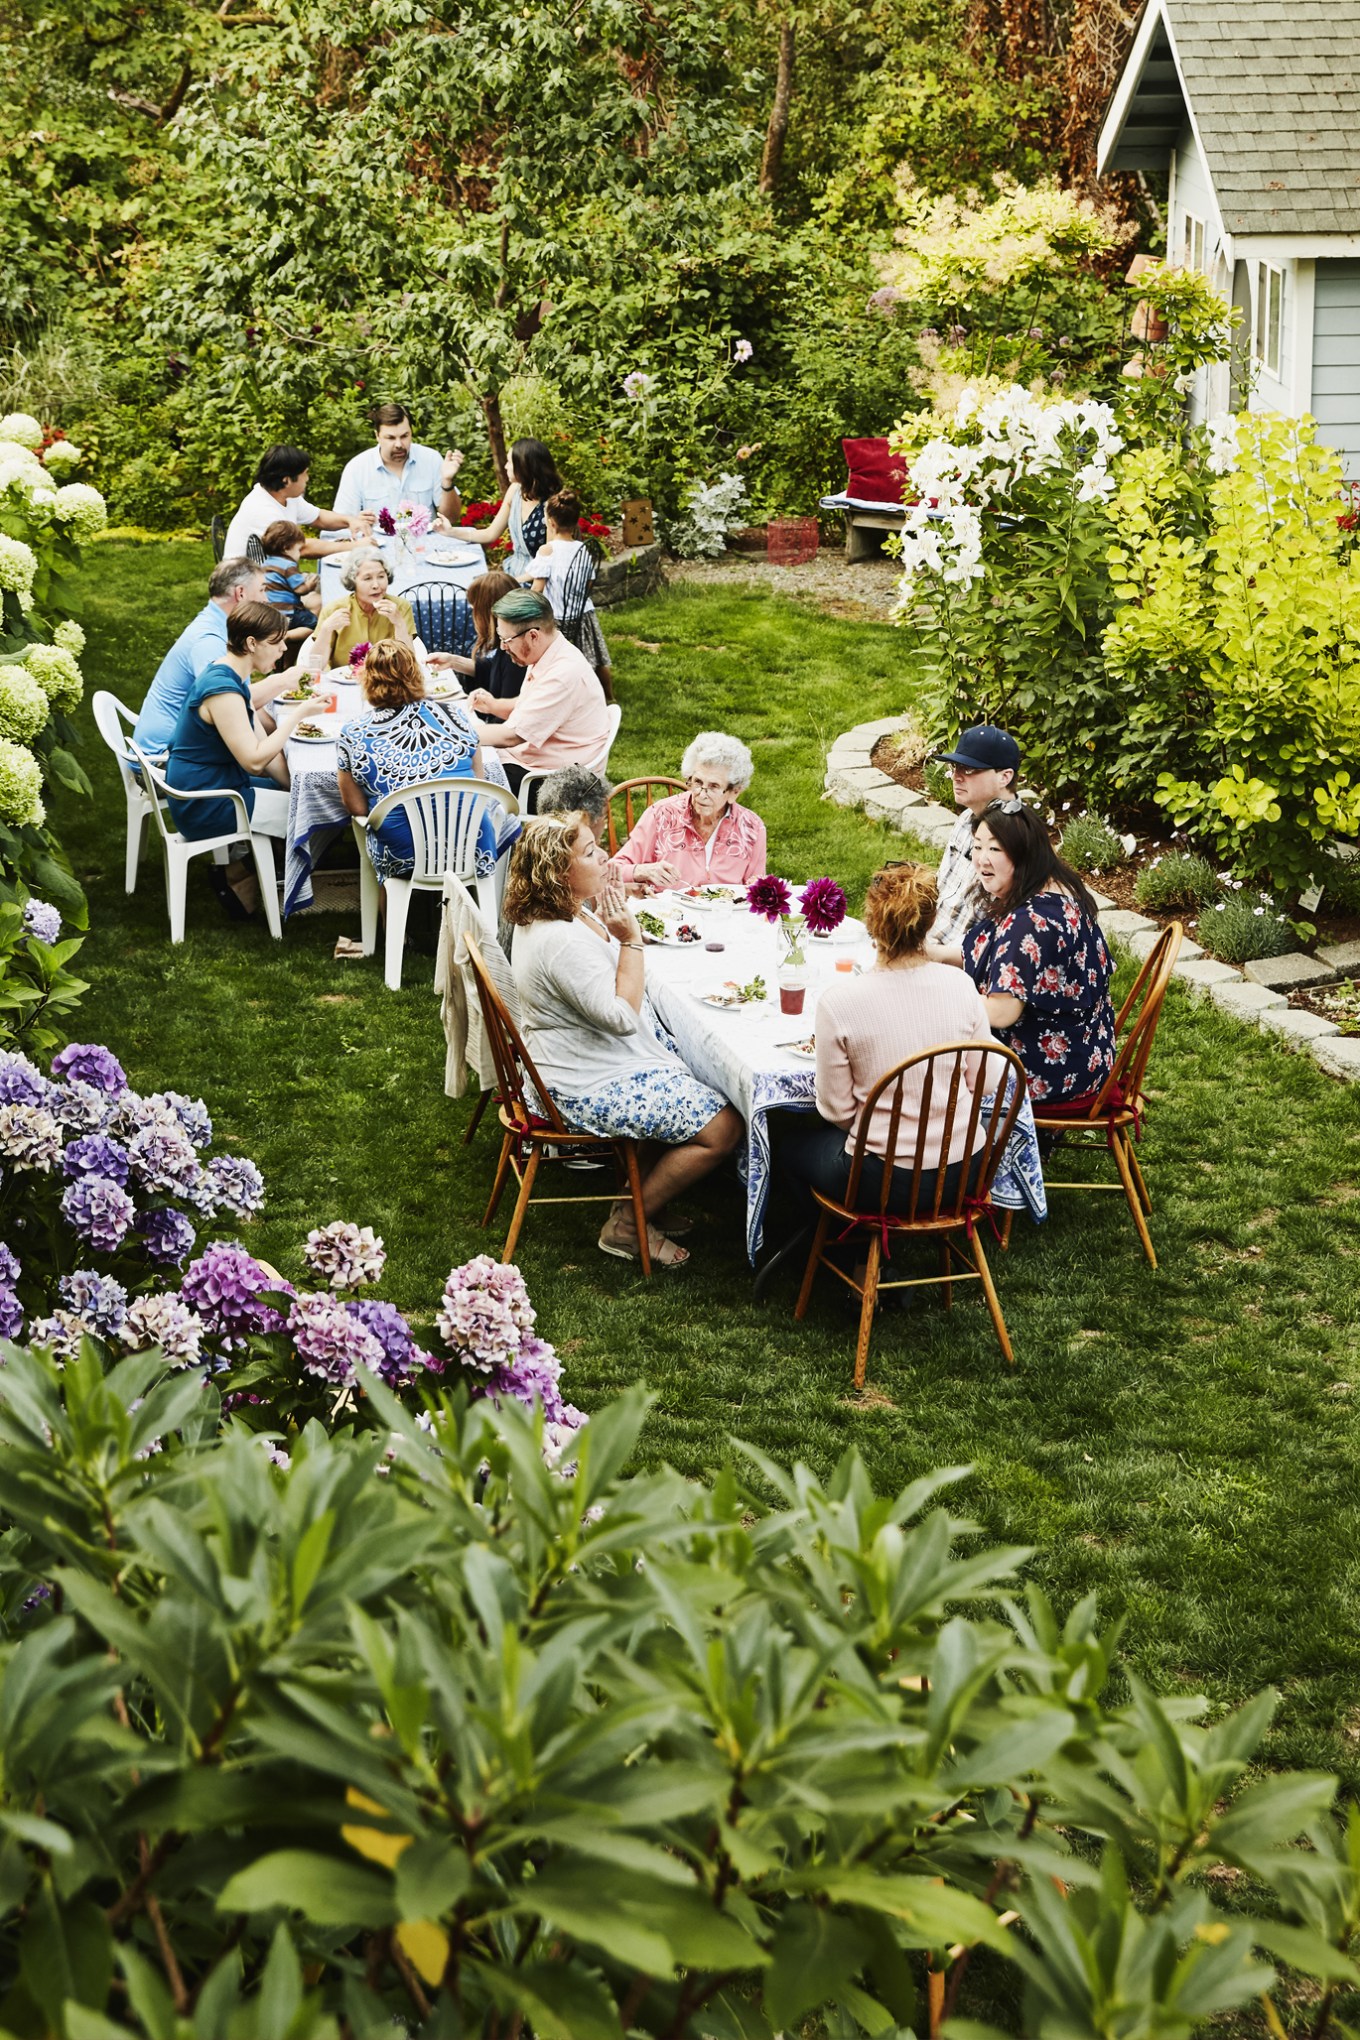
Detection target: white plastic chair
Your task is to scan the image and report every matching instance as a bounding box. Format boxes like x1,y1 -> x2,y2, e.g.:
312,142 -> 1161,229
92,691 -> 162,894
516,702 -> 623,816
128,742 -> 283,944
354,776 -> 519,991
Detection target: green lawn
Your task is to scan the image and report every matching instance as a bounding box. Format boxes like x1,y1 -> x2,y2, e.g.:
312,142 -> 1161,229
57,539 -> 1360,1777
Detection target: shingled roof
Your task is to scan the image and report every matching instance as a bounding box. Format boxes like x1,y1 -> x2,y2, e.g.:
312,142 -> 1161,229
1101,0 -> 1360,236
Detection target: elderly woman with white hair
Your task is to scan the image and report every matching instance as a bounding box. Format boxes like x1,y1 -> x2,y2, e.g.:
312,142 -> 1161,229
609,731 -> 767,891
312,549 -> 414,667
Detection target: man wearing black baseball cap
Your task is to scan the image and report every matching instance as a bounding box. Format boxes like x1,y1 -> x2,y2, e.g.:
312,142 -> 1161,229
926,724 -> 1022,956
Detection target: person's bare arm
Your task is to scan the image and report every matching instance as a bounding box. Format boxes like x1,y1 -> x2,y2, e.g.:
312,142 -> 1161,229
598,881 -> 645,1013
983,992 -> 1025,1028
205,690 -> 311,772
476,721 -> 524,750
337,768 -> 368,819
467,689 -> 514,721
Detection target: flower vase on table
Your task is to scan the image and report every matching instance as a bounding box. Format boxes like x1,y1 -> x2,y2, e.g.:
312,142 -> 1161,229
776,914 -> 808,1016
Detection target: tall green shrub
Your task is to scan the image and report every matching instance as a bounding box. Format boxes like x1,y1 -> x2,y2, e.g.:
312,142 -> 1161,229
0,1355 -> 1357,2037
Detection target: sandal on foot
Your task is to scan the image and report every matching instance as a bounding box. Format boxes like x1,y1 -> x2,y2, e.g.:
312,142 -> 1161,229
654,1213 -> 694,1240
597,1217 -> 689,1268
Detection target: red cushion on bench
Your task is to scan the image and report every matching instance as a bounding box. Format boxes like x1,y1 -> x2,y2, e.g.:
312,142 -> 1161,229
842,437 -> 907,505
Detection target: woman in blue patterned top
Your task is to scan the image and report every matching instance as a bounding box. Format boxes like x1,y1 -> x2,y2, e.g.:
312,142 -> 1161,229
961,804 -> 1116,1105
336,641 -> 513,884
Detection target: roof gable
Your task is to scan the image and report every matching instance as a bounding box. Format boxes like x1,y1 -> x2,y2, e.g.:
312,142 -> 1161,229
1100,0 -> 1360,237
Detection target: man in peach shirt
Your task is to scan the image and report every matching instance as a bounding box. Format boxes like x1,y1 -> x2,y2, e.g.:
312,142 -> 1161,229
469,589 -> 610,808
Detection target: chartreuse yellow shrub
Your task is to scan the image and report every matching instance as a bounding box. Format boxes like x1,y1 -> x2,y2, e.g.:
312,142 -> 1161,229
1104,413 -> 1360,888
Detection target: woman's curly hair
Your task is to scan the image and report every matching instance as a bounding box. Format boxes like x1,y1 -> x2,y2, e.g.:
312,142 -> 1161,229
360,640 -> 425,710
863,862 -> 938,960
502,812 -> 592,927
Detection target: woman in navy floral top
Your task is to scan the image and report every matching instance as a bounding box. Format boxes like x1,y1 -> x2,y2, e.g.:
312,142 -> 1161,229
960,806 -> 1116,1105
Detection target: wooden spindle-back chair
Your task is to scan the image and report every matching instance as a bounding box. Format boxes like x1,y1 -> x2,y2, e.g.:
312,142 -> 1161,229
605,777 -> 685,855
1012,919 -> 1183,1268
795,1040 -> 1027,1388
464,933 -> 653,1272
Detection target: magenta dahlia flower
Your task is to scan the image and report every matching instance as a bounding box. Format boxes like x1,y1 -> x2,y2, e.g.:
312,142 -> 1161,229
800,877 -> 847,934
746,875 -> 792,923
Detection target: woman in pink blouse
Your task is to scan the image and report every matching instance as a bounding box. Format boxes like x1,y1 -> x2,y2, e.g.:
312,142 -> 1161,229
610,731 -> 767,891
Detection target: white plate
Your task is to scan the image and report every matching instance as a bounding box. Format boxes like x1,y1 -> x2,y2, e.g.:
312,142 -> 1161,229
291,729 -> 335,744
808,914 -> 866,946
424,544 -> 481,566
424,688 -> 465,704
695,982 -> 767,1010
777,1038 -> 817,1062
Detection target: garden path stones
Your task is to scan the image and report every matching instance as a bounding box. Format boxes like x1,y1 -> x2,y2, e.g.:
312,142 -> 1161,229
1209,980 -> 1288,1021
1312,1035 -> 1360,1081
1243,953 -> 1337,990
1318,938 -> 1360,974
1172,959 -> 1241,995
1259,1007 -> 1340,1043
827,765 -> 895,805
1099,908 -> 1157,940
1129,927 -> 1204,962
863,786 -> 928,823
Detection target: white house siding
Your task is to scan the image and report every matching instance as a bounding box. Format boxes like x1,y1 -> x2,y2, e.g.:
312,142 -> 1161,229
1311,258 -> 1360,478
1169,123 -> 1232,419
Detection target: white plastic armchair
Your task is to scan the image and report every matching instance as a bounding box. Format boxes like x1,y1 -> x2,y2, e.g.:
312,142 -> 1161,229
353,775 -> 519,991
92,691 -> 162,894
515,701 -> 623,816
128,742 -> 282,944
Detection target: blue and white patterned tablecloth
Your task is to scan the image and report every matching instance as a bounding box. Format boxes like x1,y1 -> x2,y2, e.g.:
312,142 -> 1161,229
282,690 -> 514,918
641,910 -> 1046,1262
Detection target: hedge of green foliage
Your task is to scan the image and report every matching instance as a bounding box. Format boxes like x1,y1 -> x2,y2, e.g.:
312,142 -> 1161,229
2,1344 -> 1359,2038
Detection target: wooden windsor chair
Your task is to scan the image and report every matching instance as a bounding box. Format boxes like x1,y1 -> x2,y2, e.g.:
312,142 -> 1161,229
794,1040 -> 1028,1389
605,777 -> 685,855
999,920 -> 1183,1267
464,933 -> 653,1273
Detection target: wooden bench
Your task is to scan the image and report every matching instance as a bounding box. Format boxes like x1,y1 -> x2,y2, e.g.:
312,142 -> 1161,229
841,505 -> 906,562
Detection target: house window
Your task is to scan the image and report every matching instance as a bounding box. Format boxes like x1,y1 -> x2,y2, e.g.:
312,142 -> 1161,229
1182,211 -> 1206,272
1253,262 -> 1284,378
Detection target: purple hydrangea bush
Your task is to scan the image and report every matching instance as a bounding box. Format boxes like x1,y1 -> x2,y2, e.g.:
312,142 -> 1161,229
3,1041 -> 585,1459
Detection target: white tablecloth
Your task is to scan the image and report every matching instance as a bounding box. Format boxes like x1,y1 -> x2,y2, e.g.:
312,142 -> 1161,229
640,901 -> 1046,1261
317,535 -> 488,610
281,681 -> 512,917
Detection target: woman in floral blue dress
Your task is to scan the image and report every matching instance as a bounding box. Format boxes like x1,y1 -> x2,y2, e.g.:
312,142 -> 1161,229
960,805 -> 1116,1105
504,814 -> 744,1269
336,641 -> 515,882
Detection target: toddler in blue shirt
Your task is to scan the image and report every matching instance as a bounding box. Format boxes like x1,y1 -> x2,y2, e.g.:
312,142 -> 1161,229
260,519 -> 320,631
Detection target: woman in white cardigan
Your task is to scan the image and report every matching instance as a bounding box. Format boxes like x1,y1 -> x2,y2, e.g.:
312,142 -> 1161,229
504,813 -> 744,1269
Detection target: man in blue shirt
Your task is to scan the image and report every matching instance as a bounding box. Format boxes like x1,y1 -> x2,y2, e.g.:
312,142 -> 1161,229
332,402 -> 465,521
133,556 -> 267,752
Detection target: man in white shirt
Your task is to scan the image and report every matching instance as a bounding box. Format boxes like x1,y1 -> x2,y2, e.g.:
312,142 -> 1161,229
223,444 -> 370,561
332,402 -> 465,521
925,724 -> 1022,956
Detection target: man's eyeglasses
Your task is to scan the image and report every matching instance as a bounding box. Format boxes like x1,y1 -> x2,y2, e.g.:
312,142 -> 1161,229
496,627 -> 533,648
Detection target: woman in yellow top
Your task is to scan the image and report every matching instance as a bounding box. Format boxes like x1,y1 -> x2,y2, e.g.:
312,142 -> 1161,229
313,550 -> 414,666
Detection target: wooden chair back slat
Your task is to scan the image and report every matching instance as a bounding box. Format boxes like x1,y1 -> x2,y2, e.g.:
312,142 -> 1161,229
840,1042 -> 1027,1226
1080,920 -> 1183,1113
606,777 -> 685,854
464,932 -> 568,1136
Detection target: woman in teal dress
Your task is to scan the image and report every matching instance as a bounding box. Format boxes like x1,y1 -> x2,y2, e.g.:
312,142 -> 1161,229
165,601 -> 314,840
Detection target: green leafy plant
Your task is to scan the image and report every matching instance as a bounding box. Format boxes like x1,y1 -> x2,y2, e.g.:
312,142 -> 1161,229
0,1350 -> 1358,2037
1060,811 -> 1125,875
1199,892 -> 1297,965
1133,852 -> 1222,912
1316,978 -> 1360,1036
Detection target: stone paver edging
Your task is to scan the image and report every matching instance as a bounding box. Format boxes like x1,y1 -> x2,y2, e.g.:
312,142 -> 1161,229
825,717 -> 1358,1087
